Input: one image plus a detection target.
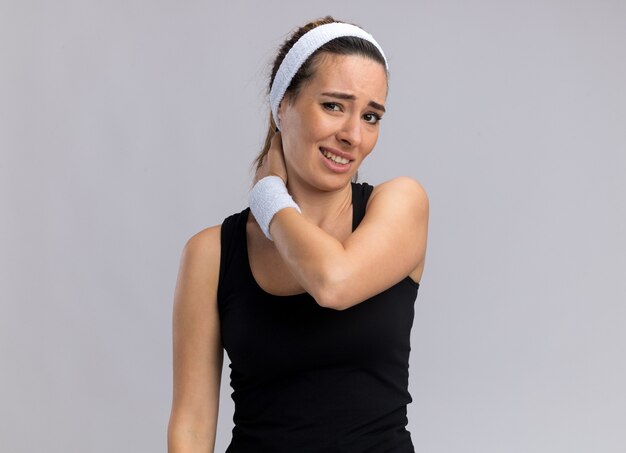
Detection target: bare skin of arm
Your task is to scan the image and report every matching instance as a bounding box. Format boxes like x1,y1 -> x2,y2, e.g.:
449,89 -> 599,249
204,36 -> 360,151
168,227 -> 223,452
256,134 -> 429,311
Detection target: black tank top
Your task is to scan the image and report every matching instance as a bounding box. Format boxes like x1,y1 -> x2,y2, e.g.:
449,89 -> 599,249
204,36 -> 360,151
218,182 -> 420,452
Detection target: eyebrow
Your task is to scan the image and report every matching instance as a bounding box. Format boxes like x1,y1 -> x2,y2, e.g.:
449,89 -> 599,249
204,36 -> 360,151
321,91 -> 386,113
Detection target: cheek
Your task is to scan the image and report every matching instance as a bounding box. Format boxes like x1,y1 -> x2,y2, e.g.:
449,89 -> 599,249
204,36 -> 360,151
281,130 -> 305,166
280,133 -> 294,160
282,121 -> 314,156
361,148 -> 374,161
285,105 -> 329,139
363,131 -> 379,154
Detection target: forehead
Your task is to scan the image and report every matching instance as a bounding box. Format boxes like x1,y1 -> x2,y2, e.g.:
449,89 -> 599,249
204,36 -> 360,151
305,53 -> 388,101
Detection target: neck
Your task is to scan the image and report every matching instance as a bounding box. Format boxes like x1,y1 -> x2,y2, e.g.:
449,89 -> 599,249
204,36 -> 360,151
286,176 -> 353,229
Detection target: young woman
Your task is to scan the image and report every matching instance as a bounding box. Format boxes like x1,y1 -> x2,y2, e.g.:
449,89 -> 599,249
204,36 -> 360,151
168,16 -> 429,452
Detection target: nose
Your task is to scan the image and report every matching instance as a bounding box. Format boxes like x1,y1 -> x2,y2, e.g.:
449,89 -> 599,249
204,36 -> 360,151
336,114 -> 362,148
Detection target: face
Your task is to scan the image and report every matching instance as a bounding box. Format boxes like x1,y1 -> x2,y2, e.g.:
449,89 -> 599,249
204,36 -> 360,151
278,53 -> 388,190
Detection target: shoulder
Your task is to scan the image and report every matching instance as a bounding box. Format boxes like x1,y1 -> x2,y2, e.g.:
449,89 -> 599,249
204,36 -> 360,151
368,176 -> 429,213
183,225 -> 222,260
179,207 -> 249,274
178,225 -> 222,287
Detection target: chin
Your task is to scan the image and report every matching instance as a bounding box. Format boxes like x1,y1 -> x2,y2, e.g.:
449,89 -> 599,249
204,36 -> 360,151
316,172 -> 357,191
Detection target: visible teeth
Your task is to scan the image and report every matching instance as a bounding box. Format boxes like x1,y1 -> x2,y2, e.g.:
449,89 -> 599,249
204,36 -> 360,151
322,149 -> 350,164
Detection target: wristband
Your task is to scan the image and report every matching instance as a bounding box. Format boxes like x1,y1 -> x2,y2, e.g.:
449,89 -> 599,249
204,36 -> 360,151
249,176 -> 301,240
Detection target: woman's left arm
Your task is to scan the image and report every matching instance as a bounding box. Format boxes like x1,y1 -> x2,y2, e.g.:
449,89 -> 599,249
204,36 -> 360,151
270,176 -> 429,310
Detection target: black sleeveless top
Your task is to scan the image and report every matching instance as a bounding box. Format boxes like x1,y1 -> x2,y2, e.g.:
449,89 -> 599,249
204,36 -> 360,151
218,182 -> 420,452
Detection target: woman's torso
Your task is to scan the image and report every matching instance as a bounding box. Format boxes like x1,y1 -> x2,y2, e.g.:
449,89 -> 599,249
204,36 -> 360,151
218,181 -> 420,452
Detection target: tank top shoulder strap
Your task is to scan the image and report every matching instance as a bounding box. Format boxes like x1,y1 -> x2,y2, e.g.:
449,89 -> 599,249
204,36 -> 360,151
351,181 -> 374,231
217,207 -> 250,305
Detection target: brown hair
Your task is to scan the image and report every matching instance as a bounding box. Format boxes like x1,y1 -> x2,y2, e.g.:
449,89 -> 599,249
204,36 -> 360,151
251,16 -> 389,184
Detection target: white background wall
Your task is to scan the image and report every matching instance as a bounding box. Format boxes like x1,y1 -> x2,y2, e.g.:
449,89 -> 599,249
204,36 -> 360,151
1,0 -> 624,451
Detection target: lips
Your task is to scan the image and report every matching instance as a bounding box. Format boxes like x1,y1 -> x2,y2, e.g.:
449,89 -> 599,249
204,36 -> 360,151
319,147 -> 354,162
319,147 -> 353,173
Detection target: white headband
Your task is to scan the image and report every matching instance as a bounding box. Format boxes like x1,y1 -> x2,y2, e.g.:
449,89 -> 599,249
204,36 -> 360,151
269,22 -> 388,130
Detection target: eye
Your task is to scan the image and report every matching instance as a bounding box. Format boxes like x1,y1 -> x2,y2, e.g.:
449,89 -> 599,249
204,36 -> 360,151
322,102 -> 342,112
363,112 -> 382,125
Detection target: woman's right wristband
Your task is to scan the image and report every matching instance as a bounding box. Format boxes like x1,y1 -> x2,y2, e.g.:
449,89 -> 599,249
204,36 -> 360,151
248,176 -> 301,240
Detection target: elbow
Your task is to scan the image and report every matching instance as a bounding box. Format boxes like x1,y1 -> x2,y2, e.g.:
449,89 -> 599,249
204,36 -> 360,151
315,291 -> 344,311
306,252 -> 355,310
168,419 -> 216,452
312,273 -> 350,311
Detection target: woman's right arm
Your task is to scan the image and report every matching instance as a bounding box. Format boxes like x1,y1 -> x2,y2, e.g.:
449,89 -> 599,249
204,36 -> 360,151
168,226 -> 223,453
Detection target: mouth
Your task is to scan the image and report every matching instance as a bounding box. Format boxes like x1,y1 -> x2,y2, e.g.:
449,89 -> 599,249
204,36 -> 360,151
319,147 -> 353,165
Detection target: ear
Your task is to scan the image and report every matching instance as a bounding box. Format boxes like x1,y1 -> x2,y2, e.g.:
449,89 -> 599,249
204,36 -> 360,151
277,100 -> 285,125
277,94 -> 293,127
